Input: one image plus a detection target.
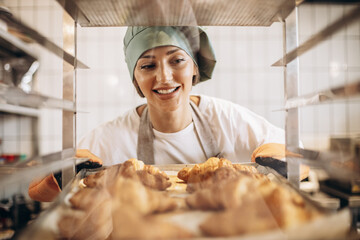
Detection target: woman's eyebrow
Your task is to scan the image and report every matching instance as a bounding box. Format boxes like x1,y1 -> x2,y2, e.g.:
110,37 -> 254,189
166,49 -> 180,55
139,55 -> 154,59
140,49 -> 180,59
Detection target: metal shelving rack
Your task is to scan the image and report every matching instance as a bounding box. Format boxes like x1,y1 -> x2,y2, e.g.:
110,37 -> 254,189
56,0 -> 360,222
272,2 -> 360,184
0,6 -> 88,200
0,0 -> 359,233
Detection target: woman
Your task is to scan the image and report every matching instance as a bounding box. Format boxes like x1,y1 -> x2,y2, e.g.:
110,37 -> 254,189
29,26 -> 301,202
78,26 -> 285,165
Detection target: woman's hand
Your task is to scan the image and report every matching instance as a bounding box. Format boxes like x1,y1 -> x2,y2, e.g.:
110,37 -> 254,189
251,143 -> 309,181
28,149 -> 103,202
76,149 -> 103,165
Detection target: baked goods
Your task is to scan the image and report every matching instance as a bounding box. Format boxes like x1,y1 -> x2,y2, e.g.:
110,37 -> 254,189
57,157 -> 321,239
186,166 -> 268,193
110,176 -> 178,214
59,190 -> 113,240
110,207 -> 193,239
83,159 -> 171,191
186,171 -> 318,235
199,184 -> 318,236
177,157 -> 235,183
59,174 -> 182,239
199,200 -> 278,236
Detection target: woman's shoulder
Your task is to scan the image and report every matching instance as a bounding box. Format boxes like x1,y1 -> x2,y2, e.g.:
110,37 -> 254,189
88,107 -> 140,136
198,94 -> 249,115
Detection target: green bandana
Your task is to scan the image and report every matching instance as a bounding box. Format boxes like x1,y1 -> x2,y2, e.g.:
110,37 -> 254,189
123,26 -> 216,94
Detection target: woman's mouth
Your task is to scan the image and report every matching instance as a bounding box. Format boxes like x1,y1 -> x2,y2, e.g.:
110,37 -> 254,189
153,86 -> 180,95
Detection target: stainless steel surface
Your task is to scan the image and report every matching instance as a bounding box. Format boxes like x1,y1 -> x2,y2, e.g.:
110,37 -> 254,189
320,184 -> 360,208
0,28 -> 37,60
0,103 -> 39,116
292,148 -> 359,181
0,7 -> 88,69
0,148 -> 86,200
62,12 -> 76,188
57,0 -> 294,26
272,5 -> 360,67
283,8 -> 301,188
0,83 -> 76,111
17,163 -> 352,240
283,80 -> 360,110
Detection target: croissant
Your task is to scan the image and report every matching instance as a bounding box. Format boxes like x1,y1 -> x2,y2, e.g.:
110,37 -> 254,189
83,159 -> 171,191
186,166 -> 268,193
177,157 -> 233,183
110,207 -> 193,239
111,176 -> 178,215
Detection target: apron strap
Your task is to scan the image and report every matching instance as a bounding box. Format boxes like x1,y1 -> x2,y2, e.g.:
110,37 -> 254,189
137,100 -> 222,164
137,106 -> 155,164
189,101 -> 222,159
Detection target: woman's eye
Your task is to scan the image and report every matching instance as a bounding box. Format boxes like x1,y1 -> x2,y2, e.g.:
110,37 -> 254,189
140,64 -> 155,70
172,58 -> 185,64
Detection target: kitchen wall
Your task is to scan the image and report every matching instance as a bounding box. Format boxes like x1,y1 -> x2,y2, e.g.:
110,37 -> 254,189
1,0 -> 359,157
0,0 -> 63,156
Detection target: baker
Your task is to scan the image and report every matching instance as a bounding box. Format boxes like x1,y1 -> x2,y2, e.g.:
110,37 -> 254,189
29,26 -> 307,201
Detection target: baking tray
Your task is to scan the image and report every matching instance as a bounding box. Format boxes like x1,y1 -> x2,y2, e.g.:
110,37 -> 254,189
16,163 -> 352,240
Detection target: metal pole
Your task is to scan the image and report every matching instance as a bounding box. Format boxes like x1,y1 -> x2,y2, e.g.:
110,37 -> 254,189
283,7 -> 300,188
62,11 -> 76,188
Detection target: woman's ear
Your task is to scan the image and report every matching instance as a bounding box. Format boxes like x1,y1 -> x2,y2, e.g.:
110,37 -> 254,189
193,63 -> 199,76
192,65 -> 200,85
133,79 -> 145,98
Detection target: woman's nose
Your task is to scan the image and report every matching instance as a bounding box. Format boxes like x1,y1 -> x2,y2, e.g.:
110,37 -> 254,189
156,63 -> 172,82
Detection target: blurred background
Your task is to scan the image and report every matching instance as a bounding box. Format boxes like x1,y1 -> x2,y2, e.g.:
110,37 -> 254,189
0,0 -> 359,158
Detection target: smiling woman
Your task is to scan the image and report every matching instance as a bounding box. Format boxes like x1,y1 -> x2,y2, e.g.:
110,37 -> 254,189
29,26 -> 295,202
75,26 -> 287,166
134,46 -> 196,133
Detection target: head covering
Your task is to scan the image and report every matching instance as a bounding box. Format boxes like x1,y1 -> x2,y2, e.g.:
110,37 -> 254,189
123,26 -> 216,96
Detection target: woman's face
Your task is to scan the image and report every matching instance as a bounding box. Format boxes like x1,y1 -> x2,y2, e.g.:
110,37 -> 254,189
134,46 -> 197,113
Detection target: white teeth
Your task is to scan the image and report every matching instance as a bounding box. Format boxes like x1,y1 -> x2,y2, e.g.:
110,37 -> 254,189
156,87 -> 177,94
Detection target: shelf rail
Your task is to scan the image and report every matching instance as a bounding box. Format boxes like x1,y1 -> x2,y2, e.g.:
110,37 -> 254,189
0,84 -> 76,111
0,7 -> 89,69
0,148 -> 88,200
282,80 -> 360,110
272,5 -> 360,67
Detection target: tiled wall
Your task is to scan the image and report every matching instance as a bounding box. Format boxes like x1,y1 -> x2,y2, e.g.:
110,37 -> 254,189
0,0 -> 359,158
0,0 -> 64,156
297,4 -> 360,150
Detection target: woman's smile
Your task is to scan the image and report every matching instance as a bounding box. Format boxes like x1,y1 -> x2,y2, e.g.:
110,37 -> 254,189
134,46 -> 197,113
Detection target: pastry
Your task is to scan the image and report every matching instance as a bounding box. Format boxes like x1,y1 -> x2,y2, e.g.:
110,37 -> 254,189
186,166 -> 268,193
83,159 -> 171,191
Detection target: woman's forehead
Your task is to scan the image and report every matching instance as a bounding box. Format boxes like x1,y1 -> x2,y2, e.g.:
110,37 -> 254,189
140,46 -> 185,57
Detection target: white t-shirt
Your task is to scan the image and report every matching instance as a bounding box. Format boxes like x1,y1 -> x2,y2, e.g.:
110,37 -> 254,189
78,95 -> 285,166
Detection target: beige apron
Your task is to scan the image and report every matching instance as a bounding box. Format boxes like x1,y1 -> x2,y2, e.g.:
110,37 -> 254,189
137,101 -> 222,164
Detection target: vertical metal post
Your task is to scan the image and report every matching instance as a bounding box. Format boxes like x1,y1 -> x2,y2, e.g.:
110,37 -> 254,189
283,8 -> 300,188
62,11 -> 76,188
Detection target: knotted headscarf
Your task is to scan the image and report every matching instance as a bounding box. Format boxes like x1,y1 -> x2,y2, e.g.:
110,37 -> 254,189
123,26 -> 216,97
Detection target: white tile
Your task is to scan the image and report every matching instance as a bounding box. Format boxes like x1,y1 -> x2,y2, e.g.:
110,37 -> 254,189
332,103 -> 348,134
347,39 -> 360,68
20,117 -> 33,138
300,108 -> 315,134
2,140 -> 18,154
3,115 -> 18,139
348,102 -> 360,132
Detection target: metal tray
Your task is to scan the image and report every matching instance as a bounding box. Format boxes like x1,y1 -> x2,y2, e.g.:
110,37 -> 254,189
16,163 -> 352,240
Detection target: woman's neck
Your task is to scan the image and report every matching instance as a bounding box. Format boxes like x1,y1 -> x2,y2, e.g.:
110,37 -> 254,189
148,102 -> 192,133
